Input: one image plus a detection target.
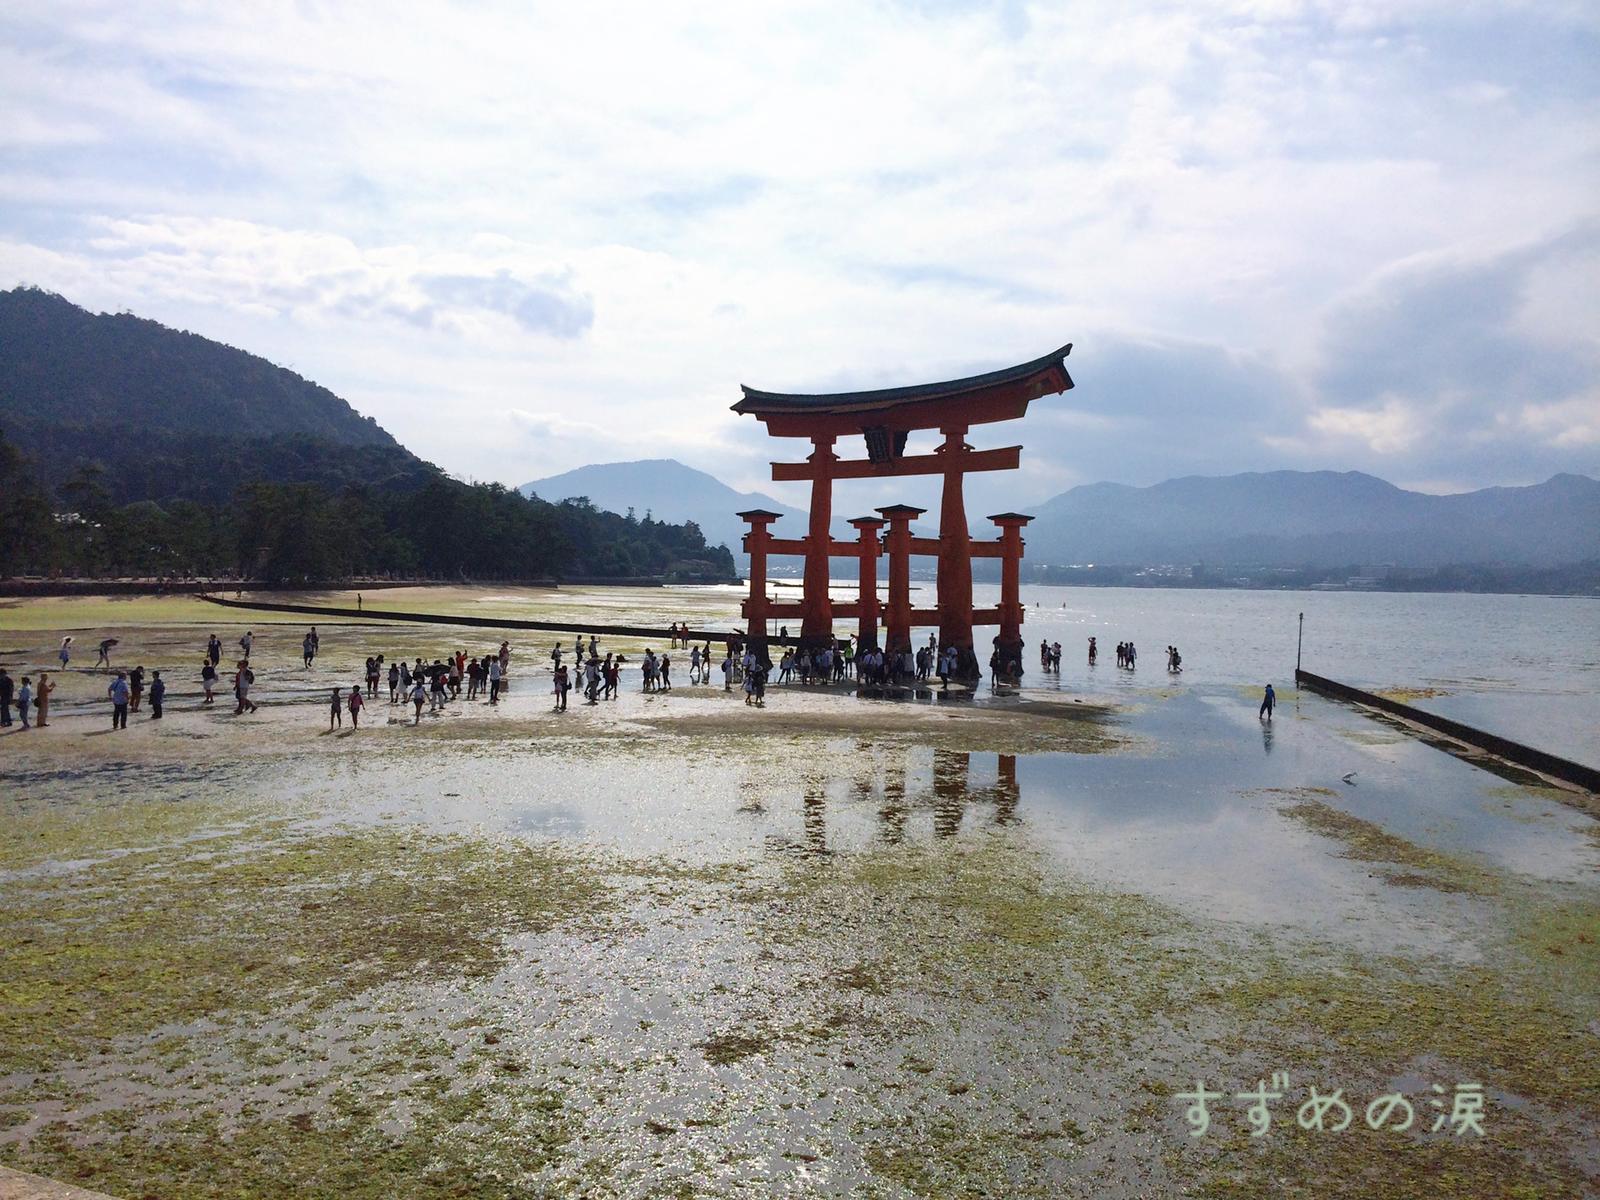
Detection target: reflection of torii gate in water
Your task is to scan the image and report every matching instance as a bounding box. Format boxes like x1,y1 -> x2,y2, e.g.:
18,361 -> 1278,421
799,751 -> 1021,854
732,346 -> 1074,680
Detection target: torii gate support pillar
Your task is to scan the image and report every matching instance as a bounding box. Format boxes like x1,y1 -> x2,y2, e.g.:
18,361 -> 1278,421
988,513 -> 1031,681
739,509 -> 782,659
877,504 -> 923,663
849,516 -> 885,650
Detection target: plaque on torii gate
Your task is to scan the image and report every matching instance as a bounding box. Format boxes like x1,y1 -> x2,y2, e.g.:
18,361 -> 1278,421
732,345 -> 1073,680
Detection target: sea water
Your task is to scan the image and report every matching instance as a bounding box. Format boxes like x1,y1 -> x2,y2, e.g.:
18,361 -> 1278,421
976,584 -> 1600,769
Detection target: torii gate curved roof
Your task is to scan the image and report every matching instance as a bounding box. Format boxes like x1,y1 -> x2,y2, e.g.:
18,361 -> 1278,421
733,344 -> 1073,437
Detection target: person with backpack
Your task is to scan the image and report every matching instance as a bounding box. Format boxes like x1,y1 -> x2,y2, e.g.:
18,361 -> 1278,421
201,658 -> 218,704
234,661 -> 258,714
33,672 -> 55,727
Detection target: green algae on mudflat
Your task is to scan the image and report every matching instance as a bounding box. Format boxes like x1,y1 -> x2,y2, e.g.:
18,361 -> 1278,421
1275,794 -> 1498,894
0,826 -> 613,1074
1373,686 -> 1451,703
781,837 -> 1198,1007
4,1076 -> 577,1200
0,793 -> 260,873
759,835 -> 1599,1195
2,731 -> 1595,1199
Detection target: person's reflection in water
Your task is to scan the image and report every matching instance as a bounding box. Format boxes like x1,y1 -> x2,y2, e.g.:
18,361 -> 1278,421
878,769 -> 908,845
1262,719 -> 1275,755
803,784 -> 829,855
933,750 -> 968,838
738,776 -> 766,815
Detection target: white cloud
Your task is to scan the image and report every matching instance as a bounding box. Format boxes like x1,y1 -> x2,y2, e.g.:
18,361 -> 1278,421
1308,397 -> 1426,454
0,0 -> 1595,493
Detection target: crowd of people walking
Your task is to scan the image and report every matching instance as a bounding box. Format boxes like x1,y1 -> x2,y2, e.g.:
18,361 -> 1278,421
2,609 -> 1238,738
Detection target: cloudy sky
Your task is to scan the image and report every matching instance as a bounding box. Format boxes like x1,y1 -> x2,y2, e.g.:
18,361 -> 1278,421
2,0 -> 1596,512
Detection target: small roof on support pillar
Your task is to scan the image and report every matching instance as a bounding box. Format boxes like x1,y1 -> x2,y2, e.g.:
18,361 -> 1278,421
734,345 -> 1073,438
986,512 -> 1035,523
736,508 -> 784,521
876,503 -> 928,518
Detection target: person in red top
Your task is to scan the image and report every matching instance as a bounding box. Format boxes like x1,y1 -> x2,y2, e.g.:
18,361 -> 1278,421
348,685 -> 365,729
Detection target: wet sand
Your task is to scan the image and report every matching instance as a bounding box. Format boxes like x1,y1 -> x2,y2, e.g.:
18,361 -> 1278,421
1,589 -> 1597,1198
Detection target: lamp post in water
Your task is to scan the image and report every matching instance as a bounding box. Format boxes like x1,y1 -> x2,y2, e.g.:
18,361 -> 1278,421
1296,612 -> 1304,674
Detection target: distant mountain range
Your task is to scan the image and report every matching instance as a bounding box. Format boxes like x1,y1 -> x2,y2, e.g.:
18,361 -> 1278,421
524,458 -> 1600,571
521,459 -> 809,561
1028,470 -> 1600,568
6,285 -> 1593,577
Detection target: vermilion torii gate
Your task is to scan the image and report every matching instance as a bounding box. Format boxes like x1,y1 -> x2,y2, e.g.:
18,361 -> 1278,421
732,345 -> 1074,681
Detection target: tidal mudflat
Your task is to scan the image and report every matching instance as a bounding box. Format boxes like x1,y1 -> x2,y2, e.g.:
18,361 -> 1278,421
1,593 -> 1597,1197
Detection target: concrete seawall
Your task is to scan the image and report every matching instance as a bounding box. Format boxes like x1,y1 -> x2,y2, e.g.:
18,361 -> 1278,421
1295,668 -> 1600,794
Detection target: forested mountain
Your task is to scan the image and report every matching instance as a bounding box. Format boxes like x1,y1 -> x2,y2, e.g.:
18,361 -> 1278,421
0,286 -> 430,510
0,290 -> 734,582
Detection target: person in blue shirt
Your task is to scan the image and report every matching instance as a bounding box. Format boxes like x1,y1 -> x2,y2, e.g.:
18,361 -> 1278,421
108,672 -> 130,729
1259,683 -> 1276,721
149,671 -> 166,719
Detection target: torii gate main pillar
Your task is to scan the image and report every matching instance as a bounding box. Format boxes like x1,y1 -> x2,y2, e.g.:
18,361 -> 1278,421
936,425 -> 976,675
800,436 -> 837,647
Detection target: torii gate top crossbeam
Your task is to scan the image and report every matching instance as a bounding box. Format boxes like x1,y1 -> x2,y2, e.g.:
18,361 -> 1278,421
732,344 -> 1073,439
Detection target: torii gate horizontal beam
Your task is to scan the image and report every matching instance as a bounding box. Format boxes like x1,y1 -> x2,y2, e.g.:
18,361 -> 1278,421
746,601 -> 1006,626
770,446 -> 1021,483
760,536 -> 1008,558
